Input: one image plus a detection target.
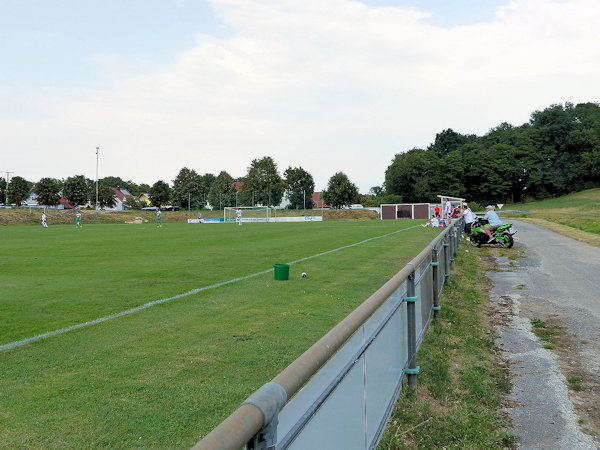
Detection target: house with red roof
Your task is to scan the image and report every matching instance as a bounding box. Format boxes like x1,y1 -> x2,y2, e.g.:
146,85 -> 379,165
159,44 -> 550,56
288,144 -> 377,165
107,187 -> 135,210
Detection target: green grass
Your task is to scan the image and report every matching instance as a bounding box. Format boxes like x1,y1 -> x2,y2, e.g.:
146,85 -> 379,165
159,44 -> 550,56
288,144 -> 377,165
0,220 -> 441,448
567,375 -> 583,392
378,248 -> 515,449
530,317 -> 560,348
506,188 -> 600,236
510,188 -> 600,212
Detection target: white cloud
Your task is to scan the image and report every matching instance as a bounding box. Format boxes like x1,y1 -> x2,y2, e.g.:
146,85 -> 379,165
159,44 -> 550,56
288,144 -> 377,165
2,0 -> 600,192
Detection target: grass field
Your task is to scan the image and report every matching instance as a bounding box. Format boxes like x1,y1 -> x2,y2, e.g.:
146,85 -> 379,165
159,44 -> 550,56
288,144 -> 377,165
0,220 -> 440,448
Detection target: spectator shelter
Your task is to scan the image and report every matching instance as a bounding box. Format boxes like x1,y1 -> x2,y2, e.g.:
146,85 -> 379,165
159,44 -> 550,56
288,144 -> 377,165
436,195 -> 466,213
380,203 -> 431,220
380,196 -> 466,220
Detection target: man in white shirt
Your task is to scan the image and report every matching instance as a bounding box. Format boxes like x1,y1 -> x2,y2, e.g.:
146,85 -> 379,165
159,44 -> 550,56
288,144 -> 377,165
459,203 -> 477,237
41,212 -> 48,228
424,215 -> 440,227
443,198 -> 452,225
236,208 -> 242,226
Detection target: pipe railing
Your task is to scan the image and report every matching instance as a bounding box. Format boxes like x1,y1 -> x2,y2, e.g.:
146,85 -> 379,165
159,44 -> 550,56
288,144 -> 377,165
194,221 -> 463,449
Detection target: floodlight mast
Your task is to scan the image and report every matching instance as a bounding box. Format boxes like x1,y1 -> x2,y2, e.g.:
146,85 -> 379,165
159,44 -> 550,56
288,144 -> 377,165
95,147 -> 99,210
2,171 -> 14,204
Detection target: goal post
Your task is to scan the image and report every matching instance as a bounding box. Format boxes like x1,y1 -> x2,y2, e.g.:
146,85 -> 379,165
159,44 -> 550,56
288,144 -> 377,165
224,206 -> 271,223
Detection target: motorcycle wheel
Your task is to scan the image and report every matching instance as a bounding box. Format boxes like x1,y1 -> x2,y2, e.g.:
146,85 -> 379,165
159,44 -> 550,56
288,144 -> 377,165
470,236 -> 481,247
498,233 -> 514,249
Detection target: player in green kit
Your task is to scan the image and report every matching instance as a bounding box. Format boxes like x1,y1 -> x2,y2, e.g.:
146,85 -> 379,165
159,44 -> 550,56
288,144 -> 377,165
75,211 -> 82,228
156,209 -> 162,227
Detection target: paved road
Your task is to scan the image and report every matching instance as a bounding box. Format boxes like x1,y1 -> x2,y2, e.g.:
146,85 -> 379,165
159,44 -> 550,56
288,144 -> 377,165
485,220 -> 599,449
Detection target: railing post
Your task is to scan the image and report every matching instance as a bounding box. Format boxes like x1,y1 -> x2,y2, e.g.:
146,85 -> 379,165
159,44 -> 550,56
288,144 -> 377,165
431,248 -> 441,320
243,382 -> 287,450
247,419 -> 278,450
443,237 -> 450,283
450,225 -> 457,265
405,267 -> 419,387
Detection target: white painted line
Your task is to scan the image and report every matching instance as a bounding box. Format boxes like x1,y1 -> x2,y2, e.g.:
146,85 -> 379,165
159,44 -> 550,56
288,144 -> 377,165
1,225 -> 420,352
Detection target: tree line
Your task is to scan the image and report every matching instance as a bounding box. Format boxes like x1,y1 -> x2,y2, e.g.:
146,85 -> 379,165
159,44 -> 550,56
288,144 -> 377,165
5,101 -> 595,210
383,102 -> 600,205
1,156 -> 361,210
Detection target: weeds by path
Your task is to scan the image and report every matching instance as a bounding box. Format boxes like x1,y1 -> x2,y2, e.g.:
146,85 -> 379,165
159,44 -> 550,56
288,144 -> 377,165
378,249 -> 516,449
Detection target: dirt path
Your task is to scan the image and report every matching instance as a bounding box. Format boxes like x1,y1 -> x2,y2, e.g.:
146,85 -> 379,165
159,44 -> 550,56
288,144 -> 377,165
485,220 -> 599,448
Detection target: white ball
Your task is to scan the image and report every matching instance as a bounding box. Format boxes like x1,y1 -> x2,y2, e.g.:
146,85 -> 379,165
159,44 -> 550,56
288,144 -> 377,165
301,272 -> 307,278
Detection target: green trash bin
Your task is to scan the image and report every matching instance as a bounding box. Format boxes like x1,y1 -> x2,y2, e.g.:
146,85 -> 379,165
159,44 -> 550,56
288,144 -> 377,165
273,263 -> 290,281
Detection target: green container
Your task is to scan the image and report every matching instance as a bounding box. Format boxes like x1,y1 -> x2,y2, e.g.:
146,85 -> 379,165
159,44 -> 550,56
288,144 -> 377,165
273,263 -> 290,281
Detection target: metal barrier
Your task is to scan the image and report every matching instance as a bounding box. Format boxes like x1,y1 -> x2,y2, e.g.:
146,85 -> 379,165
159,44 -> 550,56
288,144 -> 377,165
194,221 -> 463,450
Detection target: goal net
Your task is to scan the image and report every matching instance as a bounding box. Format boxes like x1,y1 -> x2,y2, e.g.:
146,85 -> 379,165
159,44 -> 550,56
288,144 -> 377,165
224,206 -> 271,223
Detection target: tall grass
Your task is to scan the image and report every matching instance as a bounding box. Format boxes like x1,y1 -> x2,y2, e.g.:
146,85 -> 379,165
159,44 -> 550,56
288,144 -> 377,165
0,220 -> 439,447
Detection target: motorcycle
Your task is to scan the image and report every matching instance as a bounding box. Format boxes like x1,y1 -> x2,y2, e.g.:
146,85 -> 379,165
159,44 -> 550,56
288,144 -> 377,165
468,217 -> 516,248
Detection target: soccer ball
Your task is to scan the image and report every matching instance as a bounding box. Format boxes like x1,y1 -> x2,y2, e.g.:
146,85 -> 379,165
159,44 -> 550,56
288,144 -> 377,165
301,272 -> 307,278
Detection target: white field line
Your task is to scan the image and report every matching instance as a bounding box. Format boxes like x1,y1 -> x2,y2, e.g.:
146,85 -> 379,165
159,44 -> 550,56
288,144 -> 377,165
1,225 -> 420,352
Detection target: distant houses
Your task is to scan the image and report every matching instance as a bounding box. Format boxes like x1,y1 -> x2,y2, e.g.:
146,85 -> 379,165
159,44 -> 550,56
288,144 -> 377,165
24,187 -> 73,209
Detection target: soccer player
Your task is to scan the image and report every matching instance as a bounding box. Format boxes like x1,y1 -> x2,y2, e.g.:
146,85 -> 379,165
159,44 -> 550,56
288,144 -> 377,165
41,212 -> 48,228
75,211 -> 82,228
156,209 -> 162,228
236,208 -> 242,226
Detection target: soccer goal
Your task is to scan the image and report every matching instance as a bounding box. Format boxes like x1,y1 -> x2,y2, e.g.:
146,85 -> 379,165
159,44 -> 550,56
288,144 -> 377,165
224,206 -> 271,223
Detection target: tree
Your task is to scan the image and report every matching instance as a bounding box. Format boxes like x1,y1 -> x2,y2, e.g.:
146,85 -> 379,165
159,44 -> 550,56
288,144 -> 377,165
97,184 -> 117,209
62,175 -> 89,207
125,195 -> 141,210
99,176 -> 141,196
150,180 -> 171,208
172,167 -> 205,209
284,166 -> 315,209
35,178 -> 62,206
322,172 -> 359,208
202,173 -> 216,192
8,176 -> 32,205
0,178 -> 6,204
428,129 -> 474,156
208,171 -> 236,210
385,149 -> 439,202
368,186 -> 384,197
242,156 -> 285,206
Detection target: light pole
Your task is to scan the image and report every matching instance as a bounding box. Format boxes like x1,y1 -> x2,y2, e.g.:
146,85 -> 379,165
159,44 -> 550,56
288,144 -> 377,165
2,171 -> 13,205
95,147 -> 99,210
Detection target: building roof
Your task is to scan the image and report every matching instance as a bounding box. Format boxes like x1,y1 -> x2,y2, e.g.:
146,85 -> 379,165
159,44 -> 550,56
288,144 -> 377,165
111,187 -> 134,203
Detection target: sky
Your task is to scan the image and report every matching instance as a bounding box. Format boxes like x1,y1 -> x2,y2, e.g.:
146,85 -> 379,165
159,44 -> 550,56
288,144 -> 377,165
1,0 -> 599,193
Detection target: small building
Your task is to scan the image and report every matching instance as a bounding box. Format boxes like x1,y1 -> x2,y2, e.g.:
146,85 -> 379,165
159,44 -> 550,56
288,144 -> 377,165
138,193 -> 151,205
380,203 -> 431,220
311,192 -> 329,209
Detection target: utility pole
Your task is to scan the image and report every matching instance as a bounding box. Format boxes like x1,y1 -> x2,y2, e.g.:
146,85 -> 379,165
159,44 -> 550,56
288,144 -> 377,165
2,171 -> 14,204
95,147 -> 99,210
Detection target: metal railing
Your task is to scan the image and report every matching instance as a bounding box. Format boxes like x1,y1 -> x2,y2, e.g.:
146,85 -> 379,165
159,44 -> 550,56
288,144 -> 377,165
194,221 -> 463,450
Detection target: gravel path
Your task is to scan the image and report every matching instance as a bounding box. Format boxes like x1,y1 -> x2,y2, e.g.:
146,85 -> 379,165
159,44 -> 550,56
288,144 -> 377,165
485,219 -> 599,449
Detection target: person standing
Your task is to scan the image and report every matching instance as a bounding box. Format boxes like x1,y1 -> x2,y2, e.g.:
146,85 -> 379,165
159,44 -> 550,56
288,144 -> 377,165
236,208 -> 242,226
443,198 -> 452,225
483,205 -> 503,242
41,212 -> 48,228
75,211 -> 82,228
156,209 -> 162,228
459,203 -> 476,237
434,204 -> 441,218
